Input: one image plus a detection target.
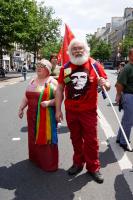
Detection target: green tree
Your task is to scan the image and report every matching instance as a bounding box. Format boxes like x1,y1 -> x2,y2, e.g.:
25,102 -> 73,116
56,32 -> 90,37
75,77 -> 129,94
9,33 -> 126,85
122,21 -> 133,59
40,39 -> 62,60
86,34 -> 111,61
21,2 -> 61,64
0,0 -> 37,66
86,34 -> 99,50
91,40 -> 111,61
0,0 -> 61,67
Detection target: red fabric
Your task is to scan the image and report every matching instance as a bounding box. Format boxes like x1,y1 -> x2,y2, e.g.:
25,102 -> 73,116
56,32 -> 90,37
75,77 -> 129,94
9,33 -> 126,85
26,91 -> 58,171
58,58 -> 107,111
57,47 -> 62,65
66,109 -> 100,172
36,87 -> 48,144
58,24 -> 75,65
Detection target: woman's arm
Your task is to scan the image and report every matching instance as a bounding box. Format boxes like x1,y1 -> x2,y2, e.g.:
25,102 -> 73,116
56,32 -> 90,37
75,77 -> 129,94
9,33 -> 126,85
55,83 -> 64,122
18,95 -> 28,118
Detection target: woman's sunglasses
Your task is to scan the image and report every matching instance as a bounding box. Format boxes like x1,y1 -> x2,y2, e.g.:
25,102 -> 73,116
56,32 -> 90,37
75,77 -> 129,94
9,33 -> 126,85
36,64 -> 46,68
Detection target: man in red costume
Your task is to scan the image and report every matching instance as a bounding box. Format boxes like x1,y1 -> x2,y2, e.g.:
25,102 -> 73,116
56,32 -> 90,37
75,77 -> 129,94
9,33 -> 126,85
56,38 -> 110,183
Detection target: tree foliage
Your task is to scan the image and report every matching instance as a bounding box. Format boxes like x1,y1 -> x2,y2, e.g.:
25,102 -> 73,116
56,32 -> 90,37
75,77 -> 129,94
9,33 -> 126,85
20,2 -> 61,63
86,34 -> 99,50
40,39 -> 62,60
0,0 -> 61,66
86,34 -> 111,61
122,21 -> 133,58
0,0 -> 24,62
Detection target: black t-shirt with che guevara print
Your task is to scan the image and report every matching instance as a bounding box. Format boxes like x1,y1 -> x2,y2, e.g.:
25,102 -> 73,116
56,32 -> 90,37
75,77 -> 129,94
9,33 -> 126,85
65,66 -> 90,100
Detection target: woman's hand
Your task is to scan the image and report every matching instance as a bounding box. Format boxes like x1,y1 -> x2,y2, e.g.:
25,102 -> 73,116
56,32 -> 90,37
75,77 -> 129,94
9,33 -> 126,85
41,101 -> 49,108
18,109 -> 24,119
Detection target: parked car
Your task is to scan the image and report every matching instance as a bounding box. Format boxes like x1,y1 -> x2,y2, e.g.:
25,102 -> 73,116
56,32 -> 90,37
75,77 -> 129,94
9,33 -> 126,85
103,61 -> 114,70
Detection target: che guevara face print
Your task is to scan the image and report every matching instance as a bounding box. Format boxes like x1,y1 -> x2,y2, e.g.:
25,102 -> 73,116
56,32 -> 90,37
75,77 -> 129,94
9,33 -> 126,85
66,67 -> 90,100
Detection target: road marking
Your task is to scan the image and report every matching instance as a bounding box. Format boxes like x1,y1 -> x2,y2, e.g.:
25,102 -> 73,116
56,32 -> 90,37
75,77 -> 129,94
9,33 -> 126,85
9,82 -> 17,85
3,100 -> 8,103
98,108 -> 133,195
12,137 -> 21,141
0,85 -> 4,88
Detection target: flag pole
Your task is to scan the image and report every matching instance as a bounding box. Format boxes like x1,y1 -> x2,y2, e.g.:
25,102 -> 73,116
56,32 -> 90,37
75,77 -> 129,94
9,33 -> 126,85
91,63 -> 132,151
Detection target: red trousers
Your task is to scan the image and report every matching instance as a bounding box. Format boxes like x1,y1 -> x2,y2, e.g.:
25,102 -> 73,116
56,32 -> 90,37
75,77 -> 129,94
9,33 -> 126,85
66,109 -> 100,172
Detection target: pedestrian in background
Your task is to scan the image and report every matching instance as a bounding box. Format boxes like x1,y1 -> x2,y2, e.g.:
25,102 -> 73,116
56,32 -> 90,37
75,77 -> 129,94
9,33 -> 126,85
55,38 -> 110,184
115,48 -> 133,151
18,59 -> 58,171
50,53 -> 61,79
21,63 -> 27,81
117,62 -> 125,77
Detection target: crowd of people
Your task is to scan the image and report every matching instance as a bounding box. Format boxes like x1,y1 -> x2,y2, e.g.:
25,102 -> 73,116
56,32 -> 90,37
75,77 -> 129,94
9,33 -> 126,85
18,38 -> 133,184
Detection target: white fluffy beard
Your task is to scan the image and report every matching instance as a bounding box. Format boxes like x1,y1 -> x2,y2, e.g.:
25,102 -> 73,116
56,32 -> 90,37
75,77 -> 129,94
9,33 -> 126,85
69,53 -> 89,65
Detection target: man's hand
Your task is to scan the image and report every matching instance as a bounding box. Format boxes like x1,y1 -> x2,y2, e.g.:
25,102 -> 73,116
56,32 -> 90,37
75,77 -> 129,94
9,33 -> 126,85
98,77 -> 106,87
115,94 -> 121,105
98,77 -> 110,91
56,111 -> 63,122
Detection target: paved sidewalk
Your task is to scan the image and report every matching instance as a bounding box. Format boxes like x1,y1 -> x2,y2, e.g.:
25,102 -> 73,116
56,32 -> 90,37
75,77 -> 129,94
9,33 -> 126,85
0,71 -> 22,81
0,70 -> 34,82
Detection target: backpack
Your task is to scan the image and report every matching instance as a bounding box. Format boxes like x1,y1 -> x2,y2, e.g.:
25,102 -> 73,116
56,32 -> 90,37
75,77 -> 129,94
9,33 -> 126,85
22,66 -> 27,72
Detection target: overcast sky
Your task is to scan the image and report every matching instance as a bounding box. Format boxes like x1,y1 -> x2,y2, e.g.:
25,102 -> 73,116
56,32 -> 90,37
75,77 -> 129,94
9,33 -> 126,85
38,0 -> 132,39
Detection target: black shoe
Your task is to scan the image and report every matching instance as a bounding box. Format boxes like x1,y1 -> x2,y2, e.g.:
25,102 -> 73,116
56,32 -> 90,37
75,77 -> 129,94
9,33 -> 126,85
119,144 -> 133,152
67,165 -> 83,175
88,171 -> 104,184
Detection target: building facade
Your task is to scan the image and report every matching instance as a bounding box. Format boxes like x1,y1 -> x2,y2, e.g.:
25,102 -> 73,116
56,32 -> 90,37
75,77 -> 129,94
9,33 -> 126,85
94,7 -> 133,62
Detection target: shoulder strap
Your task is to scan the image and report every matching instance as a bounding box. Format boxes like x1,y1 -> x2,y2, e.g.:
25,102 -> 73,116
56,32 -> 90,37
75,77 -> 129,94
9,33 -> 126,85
93,62 -> 99,74
64,61 -> 71,69
29,78 -> 35,85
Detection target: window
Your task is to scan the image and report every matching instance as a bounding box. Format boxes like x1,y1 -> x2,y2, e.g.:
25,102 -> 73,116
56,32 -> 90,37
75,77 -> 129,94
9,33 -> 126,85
16,53 -> 20,57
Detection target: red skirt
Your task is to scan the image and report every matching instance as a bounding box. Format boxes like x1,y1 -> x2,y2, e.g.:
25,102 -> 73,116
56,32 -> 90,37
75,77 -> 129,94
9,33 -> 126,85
26,91 -> 58,172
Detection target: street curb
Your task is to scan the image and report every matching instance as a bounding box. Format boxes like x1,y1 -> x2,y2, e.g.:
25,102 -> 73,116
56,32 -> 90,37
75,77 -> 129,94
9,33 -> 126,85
0,75 -> 22,82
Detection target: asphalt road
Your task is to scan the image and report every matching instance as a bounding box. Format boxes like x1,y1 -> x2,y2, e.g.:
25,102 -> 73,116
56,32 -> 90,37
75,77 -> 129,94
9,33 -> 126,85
0,71 -> 133,200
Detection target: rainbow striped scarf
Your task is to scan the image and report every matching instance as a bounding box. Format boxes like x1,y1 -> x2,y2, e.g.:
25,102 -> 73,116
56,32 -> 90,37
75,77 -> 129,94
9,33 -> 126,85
35,83 -> 57,145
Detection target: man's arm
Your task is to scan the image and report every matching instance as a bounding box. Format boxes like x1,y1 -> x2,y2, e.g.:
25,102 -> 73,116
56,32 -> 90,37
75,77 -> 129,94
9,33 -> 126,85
115,83 -> 124,104
115,67 -> 127,104
96,62 -> 111,91
55,83 -> 64,122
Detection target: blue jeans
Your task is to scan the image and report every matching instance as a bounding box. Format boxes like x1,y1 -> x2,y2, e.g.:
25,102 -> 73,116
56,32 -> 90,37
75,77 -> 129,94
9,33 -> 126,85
23,73 -> 27,81
117,93 -> 133,145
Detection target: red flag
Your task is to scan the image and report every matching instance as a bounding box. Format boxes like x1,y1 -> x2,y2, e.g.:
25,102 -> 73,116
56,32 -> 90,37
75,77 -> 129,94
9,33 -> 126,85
58,24 -> 75,65
57,47 -> 62,65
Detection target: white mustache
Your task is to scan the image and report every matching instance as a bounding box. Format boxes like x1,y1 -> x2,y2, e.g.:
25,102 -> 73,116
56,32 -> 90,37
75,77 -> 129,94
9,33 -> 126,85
70,54 -> 89,65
